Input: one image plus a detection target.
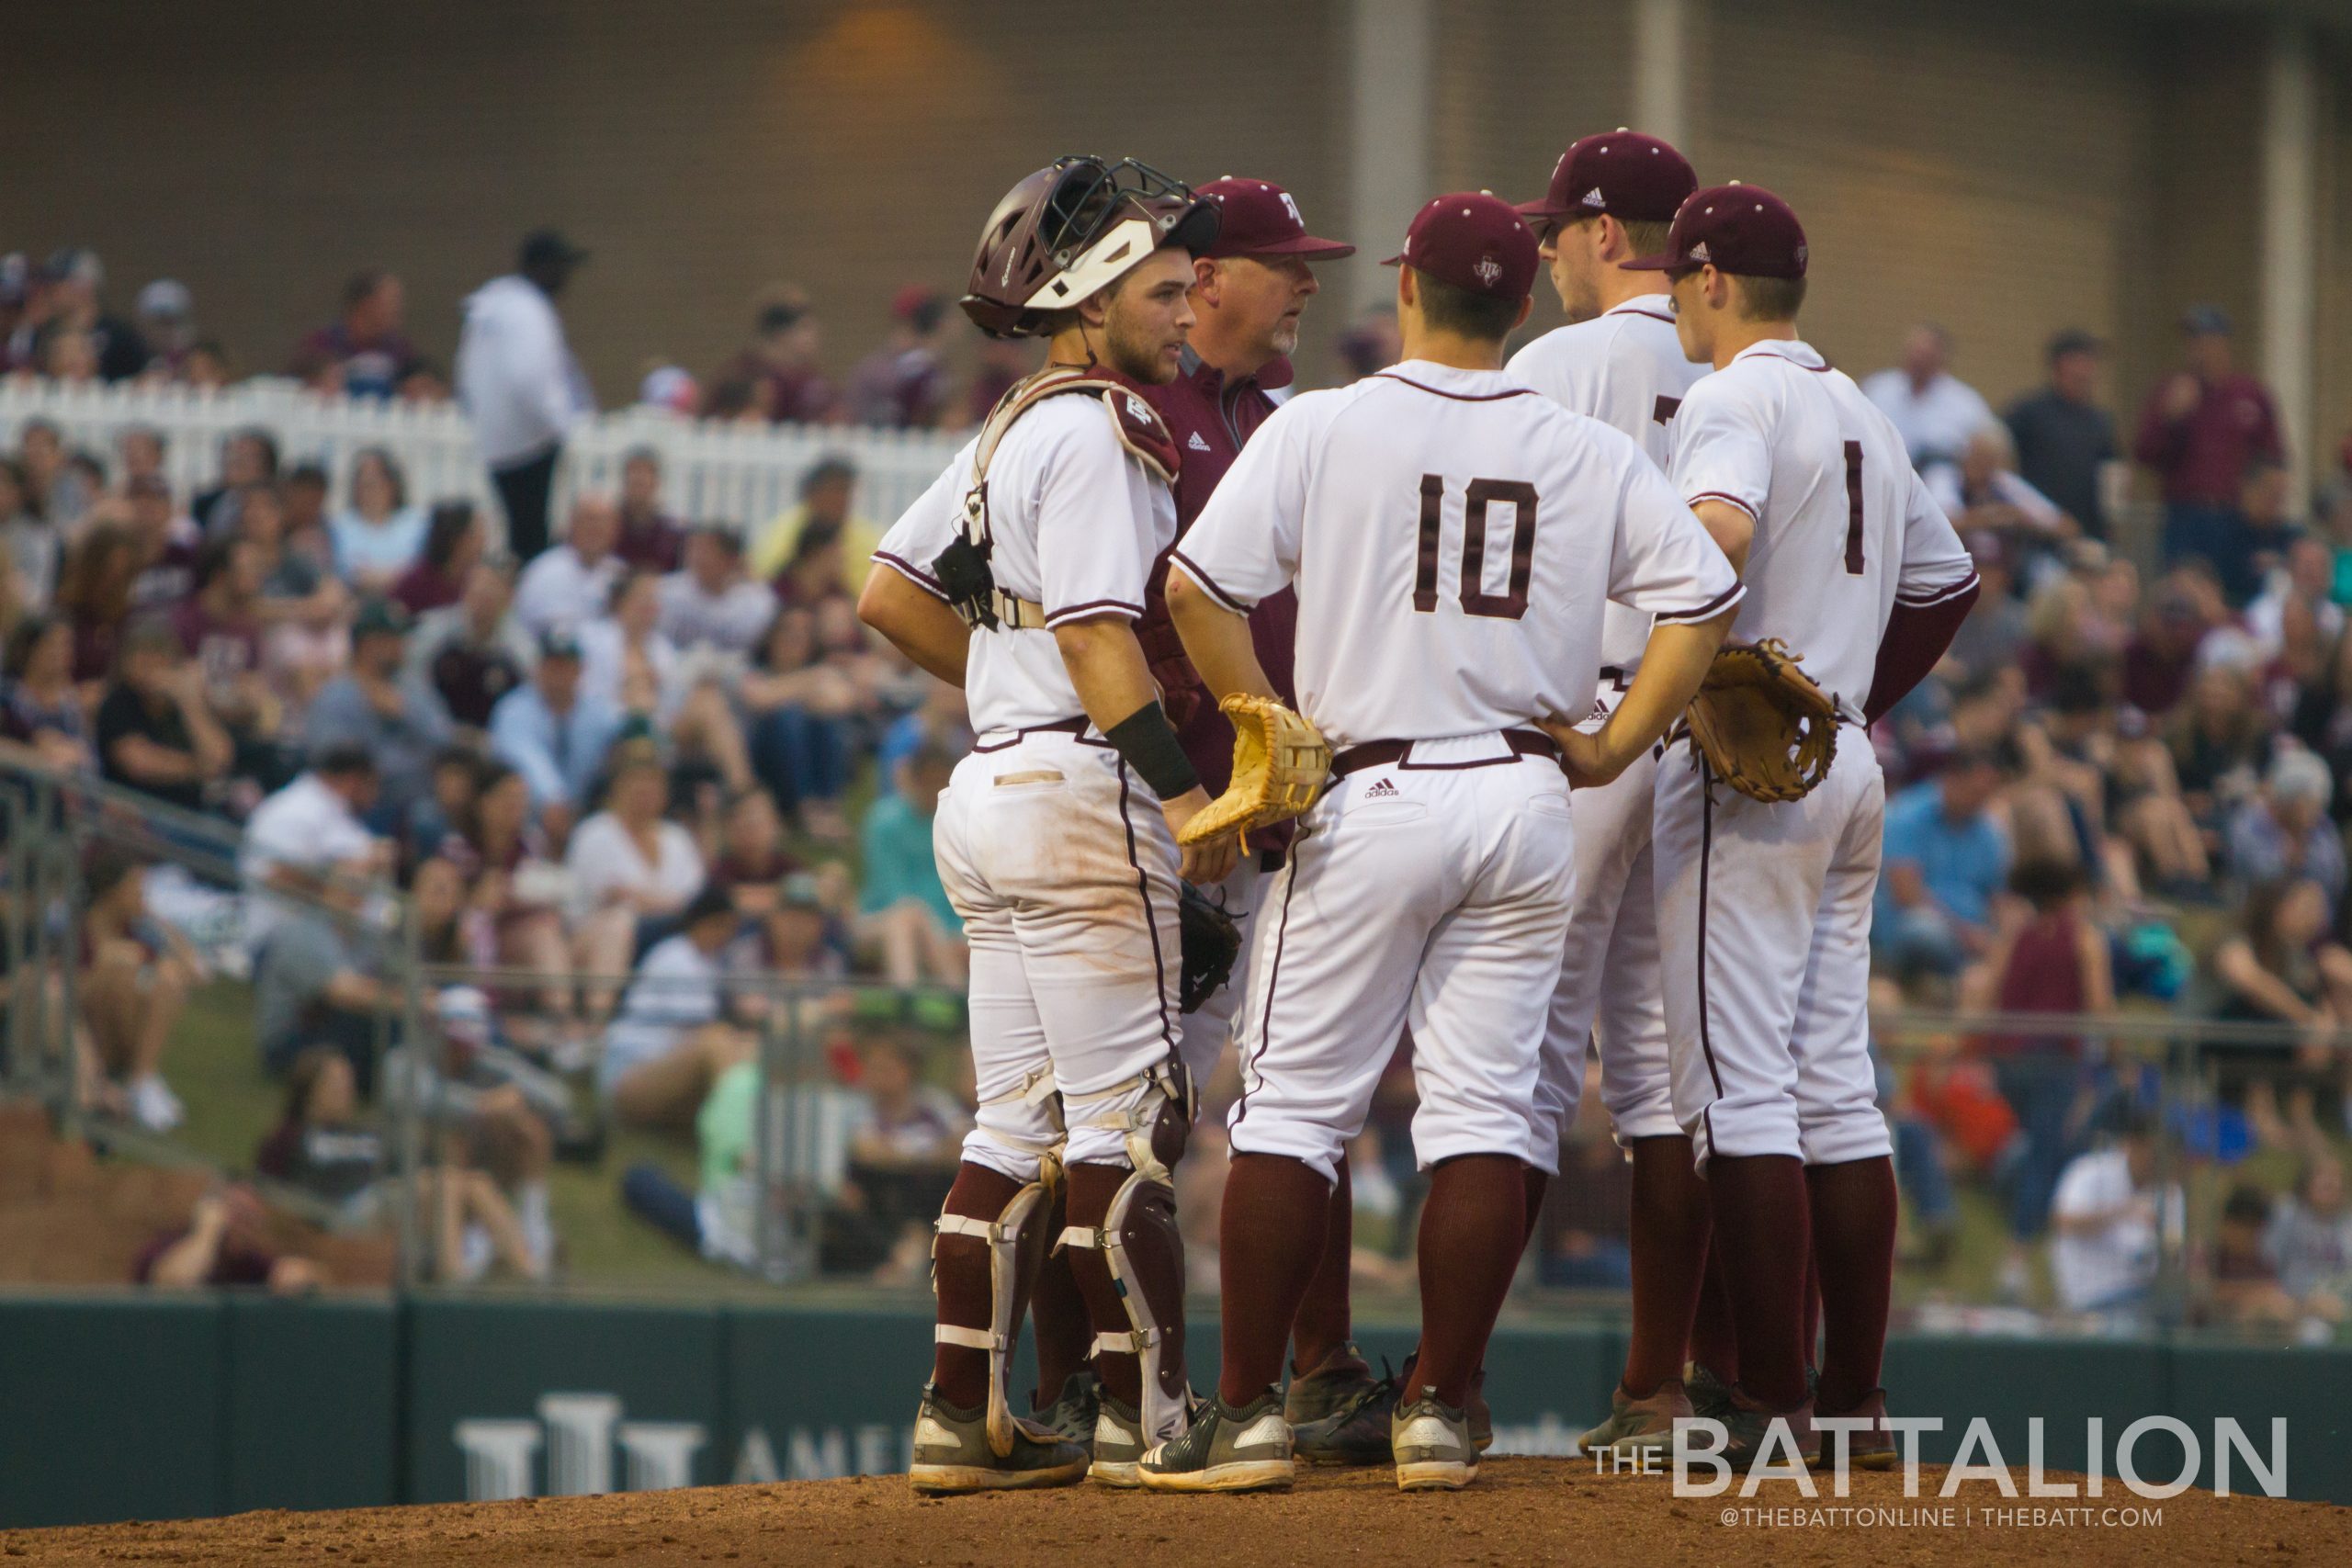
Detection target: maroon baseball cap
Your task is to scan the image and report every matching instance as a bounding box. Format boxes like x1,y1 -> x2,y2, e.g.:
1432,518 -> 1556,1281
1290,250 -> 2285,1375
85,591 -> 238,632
1515,130 -> 1697,230
1198,177 -> 1355,261
1381,192 -> 1540,302
1625,183 -> 1808,279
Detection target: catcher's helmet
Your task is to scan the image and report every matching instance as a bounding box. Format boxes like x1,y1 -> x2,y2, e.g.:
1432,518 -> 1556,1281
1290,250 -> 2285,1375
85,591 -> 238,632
962,157 -> 1220,339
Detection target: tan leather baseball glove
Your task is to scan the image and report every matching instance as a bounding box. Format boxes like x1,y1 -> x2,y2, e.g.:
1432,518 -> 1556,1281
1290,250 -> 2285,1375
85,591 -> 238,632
1684,638 -> 1839,804
1177,694 -> 1332,845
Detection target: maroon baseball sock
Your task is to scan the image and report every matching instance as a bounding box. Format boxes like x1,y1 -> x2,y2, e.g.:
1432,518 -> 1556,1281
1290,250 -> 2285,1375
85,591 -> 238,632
1029,1189 -> 1091,1409
1063,1161 -> 1156,1410
1705,1153 -> 1812,1411
1410,1155 -> 1526,1409
1521,1164 -> 1551,1255
1290,1155 -> 1354,1377
1802,1244 -> 1823,1378
1806,1156 -> 1897,1414
1622,1134 -> 1712,1399
932,1161 -> 1024,1410
1689,1237 -> 1739,1383
1219,1153 -> 1333,1404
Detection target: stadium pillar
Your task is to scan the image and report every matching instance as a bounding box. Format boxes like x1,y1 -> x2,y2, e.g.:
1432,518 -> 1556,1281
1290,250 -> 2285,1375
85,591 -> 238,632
1343,0 -> 1434,318
2258,18 -> 2318,483
1631,0 -> 1691,150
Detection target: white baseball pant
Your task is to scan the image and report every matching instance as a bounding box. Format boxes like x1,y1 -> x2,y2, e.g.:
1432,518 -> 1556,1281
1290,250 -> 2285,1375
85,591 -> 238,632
1530,738 -> 1676,1174
933,727 -> 1183,1181
1226,732 -> 1577,1183
1651,735 -> 1890,1168
1174,856 -> 1267,1087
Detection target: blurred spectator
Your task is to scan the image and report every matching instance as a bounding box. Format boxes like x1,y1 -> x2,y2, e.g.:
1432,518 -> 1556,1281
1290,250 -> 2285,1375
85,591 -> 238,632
330,447 -> 429,594
254,869 -> 395,1089
751,457 -> 877,594
2049,1111 -> 2179,1315
566,739 -> 704,1004
2225,749 -> 2344,904
0,458 -> 58,610
34,322 -> 100,383
292,269 -> 417,400
0,613 -> 92,772
246,486 -> 354,721
280,460 -> 330,542
488,628 -> 623,825
1876,750 -> 2011,980
191,427 -> 278,540
175,534 -> 286,786
43,248 -> 148,381
2265,1154 -> 2352,1317
2202,457 -> 2299,609
637,364 -> 702,417
241,743 -> 383,951
581,568 -> 681,720
18,419 -> 89,525
1944,534 -> 2030,683
844,286 -> 952,429
56,523 -> 142,687
133,280 -> 197,377
1334,303 -> 1400,380
598,886 -> 751,1130
717,288 -> 836,425
78,848 -> 196,1131
2005,329 -> 2117,540
1861,323 -> 1996,475
513,492 -> 624,637
1928,427 -> 2066,558
759,870 -> 853,982
709,785 -> 798,915
457,230 -> 592,561
2137,307 -> 2284,576
116,424 -> 167,492
135,1186 -> 321,1293
2211,875 -> 2352,1148
614,446 -> 685,572
125,475 -> 201,610
95,616 -> 232,812
392,501 -> 488,616
2206,1184 -> 2304,1330
2121,569 -> 2221,717
442,761 -> 577,1032
658,525 -> 773,655
2248,536 -> 2342,682
181,341 -> 232,390
304,597 -> 453,814
741,604 -> 857,837
416,561 -> 538,733
965,333 -> 1036,425
856,744 -> 966,988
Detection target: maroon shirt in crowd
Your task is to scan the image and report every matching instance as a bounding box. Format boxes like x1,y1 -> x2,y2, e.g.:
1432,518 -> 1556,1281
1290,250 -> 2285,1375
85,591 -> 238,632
392,559 -> 466,616
846,345 -> 951,430
171,599 -> 264,689
1136,348 -> 1300,806
2132,374 -> 2283,506
129,535 -> 201,611
616,508 -> 686,573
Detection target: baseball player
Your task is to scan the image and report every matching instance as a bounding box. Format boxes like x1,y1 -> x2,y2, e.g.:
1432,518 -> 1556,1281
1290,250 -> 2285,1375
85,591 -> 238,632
1612,185 -> 1979,1464
1016,175 -> 1384,1464
1138,192 -> 1744,1494
856,155 -> 1238,1492
1504,129 -> 1715,1457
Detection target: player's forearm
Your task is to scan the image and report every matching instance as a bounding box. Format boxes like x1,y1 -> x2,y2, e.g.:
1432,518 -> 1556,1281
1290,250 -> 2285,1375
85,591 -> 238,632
1166,570 -> 1276,703
1052,615 -> 1166,735
1597,612 -> 1736,767
1690,500 -> 1755,576
856,570 -> 968,687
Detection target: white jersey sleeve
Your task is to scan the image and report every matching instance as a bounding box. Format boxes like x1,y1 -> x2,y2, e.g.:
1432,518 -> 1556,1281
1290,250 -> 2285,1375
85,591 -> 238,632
1610,458 -> 1746,626
1169,396 -> 1312,613
1668,381 -> 1774,522
1893,468 -> 1979,608
869,439 -> 976,603
1034,413 -> 1160,626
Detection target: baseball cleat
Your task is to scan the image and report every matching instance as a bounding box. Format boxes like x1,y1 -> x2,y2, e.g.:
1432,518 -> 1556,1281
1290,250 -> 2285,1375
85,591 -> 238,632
1088,1392 -> 1149,1487
1391,1392 -> 1480,1491
1034,1369 -> 1102,1449
1718,1387 -> 1818,1468
908,1385 -> 1091,1495
1577,1378 -> 1694,1456
1467,1367 -> 1493,1452
1285,1343 -> 1396,1466
1136,1390 -> 1295,1493
1813,1387 -> 1896,1471
1684,1362 -> 1737,1422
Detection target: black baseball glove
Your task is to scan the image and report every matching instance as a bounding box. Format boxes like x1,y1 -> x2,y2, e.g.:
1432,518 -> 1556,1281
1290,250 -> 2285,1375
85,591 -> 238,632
1177,883 -> 1242,1014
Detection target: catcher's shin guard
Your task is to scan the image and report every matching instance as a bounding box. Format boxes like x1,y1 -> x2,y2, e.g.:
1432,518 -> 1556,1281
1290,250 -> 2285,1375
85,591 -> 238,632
1062,1057 -> 1195,1443
933,1161 -> 1059,1460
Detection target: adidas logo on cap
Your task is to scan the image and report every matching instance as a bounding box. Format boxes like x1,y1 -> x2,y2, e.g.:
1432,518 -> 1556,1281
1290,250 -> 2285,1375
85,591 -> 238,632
1688,240 -> 1711,263
1580,187 -> 1606,209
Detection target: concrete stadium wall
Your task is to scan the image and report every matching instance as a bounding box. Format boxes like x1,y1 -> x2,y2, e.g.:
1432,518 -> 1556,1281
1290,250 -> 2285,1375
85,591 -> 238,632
0,1293 -> 2346,1528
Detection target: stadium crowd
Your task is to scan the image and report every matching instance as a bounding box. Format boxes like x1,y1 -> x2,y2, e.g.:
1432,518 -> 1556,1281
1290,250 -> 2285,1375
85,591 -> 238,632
1,234 -> 2349,1325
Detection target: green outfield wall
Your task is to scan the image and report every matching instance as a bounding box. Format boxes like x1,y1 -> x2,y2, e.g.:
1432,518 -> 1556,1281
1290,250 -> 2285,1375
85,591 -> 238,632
1,1295 -> 2343,1528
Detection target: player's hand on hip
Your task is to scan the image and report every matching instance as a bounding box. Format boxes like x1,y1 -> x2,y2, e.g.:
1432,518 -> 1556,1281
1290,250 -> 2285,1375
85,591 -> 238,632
1542,718 -> 1626,790
1161,786 -> 1239,885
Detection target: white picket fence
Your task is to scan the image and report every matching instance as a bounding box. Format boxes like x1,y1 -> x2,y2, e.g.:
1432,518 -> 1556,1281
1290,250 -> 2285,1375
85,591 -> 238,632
0,378 -> 966,545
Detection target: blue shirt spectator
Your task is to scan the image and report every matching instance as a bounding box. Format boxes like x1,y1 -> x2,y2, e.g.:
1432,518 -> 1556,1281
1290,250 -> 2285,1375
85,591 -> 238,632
488,632 -> 624,813
1876,753 -> 2010,978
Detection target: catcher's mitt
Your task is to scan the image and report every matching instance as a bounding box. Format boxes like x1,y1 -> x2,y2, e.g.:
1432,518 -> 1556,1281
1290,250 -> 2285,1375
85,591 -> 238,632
1177,694 -> 1332,845
1684,637 -> 1839,804
1177,883 -> 1241,1014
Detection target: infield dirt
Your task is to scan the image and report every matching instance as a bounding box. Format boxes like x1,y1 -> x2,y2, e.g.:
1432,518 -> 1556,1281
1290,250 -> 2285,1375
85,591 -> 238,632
6,1461 -> 2348,1567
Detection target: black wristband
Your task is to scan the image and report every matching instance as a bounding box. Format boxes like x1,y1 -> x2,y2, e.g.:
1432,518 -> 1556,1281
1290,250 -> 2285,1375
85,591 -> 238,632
1105,702 -> 1200,801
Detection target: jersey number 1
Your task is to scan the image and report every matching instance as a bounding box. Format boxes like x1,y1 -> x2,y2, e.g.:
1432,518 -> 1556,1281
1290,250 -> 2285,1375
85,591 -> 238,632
1842,440 -> 1866,575
1414,475 -> 1537,620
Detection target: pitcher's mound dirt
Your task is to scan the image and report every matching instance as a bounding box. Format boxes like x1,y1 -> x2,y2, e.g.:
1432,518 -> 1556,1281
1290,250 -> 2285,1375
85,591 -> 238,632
6,1461 -> 2346,1566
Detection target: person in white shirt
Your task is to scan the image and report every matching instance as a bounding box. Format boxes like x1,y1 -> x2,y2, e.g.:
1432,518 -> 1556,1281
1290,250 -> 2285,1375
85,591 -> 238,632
564,739 -> 706,1016
656,525 -> 775,657
579,568 -> 684,720
1860,323 -> 1997,476
456,230 -> 591,562
2050,1116 -> 2182,1314
599,886 -> 752,1129
1504,128 -> 1715,1458
513,493 -> 625,638
240,745 -> 386,953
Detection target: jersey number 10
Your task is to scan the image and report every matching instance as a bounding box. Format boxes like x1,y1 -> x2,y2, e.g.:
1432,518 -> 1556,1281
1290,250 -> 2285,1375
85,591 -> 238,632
1413,475 -> 1537,621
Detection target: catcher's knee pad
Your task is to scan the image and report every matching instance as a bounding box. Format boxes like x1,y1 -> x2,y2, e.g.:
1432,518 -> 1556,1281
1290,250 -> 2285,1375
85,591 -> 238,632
932,1154 -> 1061,1459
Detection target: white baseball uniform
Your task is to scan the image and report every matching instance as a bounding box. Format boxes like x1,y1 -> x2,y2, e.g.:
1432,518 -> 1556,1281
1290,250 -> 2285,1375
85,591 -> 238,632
1651,339 -> 1976,1167
872,392 -> 1184,1181
1172,361 -> 1742,1182
1506,295 -> 1709,1168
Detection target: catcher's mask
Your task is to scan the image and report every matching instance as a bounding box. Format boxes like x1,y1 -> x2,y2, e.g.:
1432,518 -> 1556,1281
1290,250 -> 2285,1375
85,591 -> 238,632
962,157 -> 1220,339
